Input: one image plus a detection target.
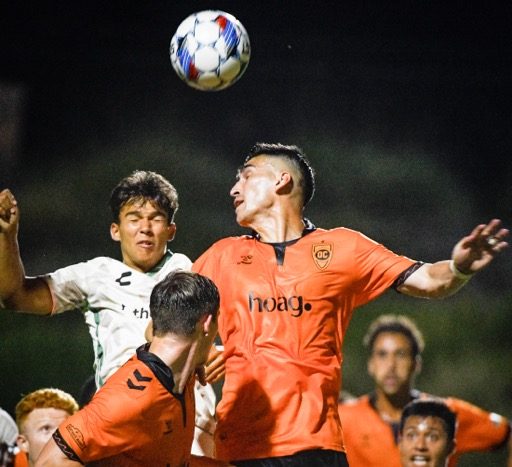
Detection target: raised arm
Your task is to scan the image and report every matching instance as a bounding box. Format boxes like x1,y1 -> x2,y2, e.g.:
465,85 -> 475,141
398,219 -> 509,298
0,189 -> 53,313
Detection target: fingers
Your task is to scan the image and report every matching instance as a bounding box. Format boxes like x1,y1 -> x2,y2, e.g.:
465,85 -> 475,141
478,219 -> 509,252
205,346 -> 226,383
0,189 -> 17,225
205,366 -> 225,384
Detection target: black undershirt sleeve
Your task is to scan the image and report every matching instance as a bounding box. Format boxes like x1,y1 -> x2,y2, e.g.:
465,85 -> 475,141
392,261 -> 424,291
52,428 -> 84,464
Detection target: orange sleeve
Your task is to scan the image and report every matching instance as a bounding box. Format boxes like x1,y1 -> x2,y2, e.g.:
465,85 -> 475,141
446,398 -> 510,452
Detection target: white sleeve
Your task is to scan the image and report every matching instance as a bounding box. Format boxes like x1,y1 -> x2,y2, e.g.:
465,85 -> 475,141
44,261 -> 92,314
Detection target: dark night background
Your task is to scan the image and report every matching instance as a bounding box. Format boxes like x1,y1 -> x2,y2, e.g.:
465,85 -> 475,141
1,2 -> 511,465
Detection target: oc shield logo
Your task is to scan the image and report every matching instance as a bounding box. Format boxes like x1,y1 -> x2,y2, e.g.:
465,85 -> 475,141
312,243 -> 333,270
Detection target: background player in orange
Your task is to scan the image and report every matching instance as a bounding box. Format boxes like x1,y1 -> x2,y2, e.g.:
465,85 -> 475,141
192,142 -> 509,466
0,172 -> 219,456
398,398 -> 457,467
35,270 -> 229,467
339,314 -> 511,466
15,388 -> 79,467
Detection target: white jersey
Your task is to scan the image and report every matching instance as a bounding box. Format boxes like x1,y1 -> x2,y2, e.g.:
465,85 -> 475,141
43,251 -> 216,456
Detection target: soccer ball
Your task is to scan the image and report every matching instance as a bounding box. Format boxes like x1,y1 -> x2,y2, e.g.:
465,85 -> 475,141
169,10 -> 251,91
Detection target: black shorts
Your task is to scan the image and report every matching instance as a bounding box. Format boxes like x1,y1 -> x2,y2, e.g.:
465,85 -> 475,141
232,449 -> 348,467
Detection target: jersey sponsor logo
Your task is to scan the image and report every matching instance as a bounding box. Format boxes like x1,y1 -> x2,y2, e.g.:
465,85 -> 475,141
312,242 -> 333,270
120,304 -> 150,319
248,292 -> 312,317
65,424 -> 86,451
115,271 -> 132,286
127,369 -> 153,391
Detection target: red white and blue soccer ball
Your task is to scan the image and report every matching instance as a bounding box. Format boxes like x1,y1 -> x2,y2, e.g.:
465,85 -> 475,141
170,10 -> 251,91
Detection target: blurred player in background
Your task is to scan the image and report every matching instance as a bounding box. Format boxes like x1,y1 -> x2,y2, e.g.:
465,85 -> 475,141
35,271 -> 229,467
15,388 -> 79,467
398,398 -> 457,467
0,408 -> 20,467
339,314 -> 512,466
0,171 -> 222,456
193,142 -> 509,466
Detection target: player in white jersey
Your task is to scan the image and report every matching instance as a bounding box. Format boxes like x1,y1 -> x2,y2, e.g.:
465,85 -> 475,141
0,171 -> 220,457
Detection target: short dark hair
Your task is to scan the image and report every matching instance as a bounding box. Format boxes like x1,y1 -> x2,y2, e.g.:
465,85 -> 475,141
364,314 -> 425,358
150,270 -> 220,337
246,143 -> 315,207
109,170 -> 178,223
400,398 -> 457,441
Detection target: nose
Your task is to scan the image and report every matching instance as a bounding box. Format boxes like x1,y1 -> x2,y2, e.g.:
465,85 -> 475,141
230,181 -> 240,197
139,218 -> 152,232
414,434 -> 428,451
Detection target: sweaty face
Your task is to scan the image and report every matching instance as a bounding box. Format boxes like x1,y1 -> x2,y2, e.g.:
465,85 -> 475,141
368,332 -> 417,397
110,200 -> 176,273
229,155 -> 282,227
18,407 -> 71,463
399,415 -> 453,467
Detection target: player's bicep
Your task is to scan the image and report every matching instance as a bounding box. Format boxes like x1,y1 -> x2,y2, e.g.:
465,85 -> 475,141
7,276 -> 53,315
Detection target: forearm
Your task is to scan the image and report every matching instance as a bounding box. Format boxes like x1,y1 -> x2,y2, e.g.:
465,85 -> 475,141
34,439 -> 82,467
0,235 -> 53,313
398,260 -> 472,299
0,233 -> 25,302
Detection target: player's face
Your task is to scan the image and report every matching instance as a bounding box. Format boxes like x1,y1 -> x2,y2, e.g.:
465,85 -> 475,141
368,332 -> 417,397
17,407 -> 71,463
230,155 -> 282,227
399,415 -> 453,467
110,200 -> 176,273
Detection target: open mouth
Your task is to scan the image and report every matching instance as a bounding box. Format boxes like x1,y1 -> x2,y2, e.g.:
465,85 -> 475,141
409,455 -> 430,466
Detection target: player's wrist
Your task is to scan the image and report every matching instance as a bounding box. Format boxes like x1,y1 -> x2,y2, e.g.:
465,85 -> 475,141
449,260 -> 474,280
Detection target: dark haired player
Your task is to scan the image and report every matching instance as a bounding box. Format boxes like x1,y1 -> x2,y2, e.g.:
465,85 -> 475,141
339,314 -> 511,466
193,142 -> 508,466
0,171 -> 219,456
35,271 -> 228,466
399,398 -> 457,467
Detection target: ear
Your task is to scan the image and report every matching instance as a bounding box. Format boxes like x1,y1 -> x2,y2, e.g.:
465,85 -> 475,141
202,314 -> 213,336
447,438 -> 456,456
16,434 -> 29,453
144,319 -> 154,342
166,223 -> 176,242
110,222 -> 121,242
275,171 -> 293,196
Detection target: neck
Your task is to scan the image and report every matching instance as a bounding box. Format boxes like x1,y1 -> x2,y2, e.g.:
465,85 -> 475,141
374,387 -> 412,422
251,212 -> 305,243
148,335 -> 200,393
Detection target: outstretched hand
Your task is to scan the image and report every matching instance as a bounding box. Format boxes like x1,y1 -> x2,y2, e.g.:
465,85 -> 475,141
451,219 -> 509,274
0,189 -> 19,235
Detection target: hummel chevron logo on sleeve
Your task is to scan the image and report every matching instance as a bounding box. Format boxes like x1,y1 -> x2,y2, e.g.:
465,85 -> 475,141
126,369 -> 153,390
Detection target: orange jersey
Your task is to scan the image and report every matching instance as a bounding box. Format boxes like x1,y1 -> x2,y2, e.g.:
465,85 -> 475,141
338,393 -> 511,467
54,345 -> 195,466
193,227 -> 415,460
13,450 -> 28,467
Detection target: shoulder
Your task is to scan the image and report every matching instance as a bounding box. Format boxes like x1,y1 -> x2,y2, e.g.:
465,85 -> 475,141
338,395 -> 371,415
195,235 -> 253,259
165,252 -> 192,269
311,227 -> 378,244
50,256 -> 122,274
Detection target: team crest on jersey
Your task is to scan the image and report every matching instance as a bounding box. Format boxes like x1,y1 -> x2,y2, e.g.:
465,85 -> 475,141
312,243 -> 333,269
